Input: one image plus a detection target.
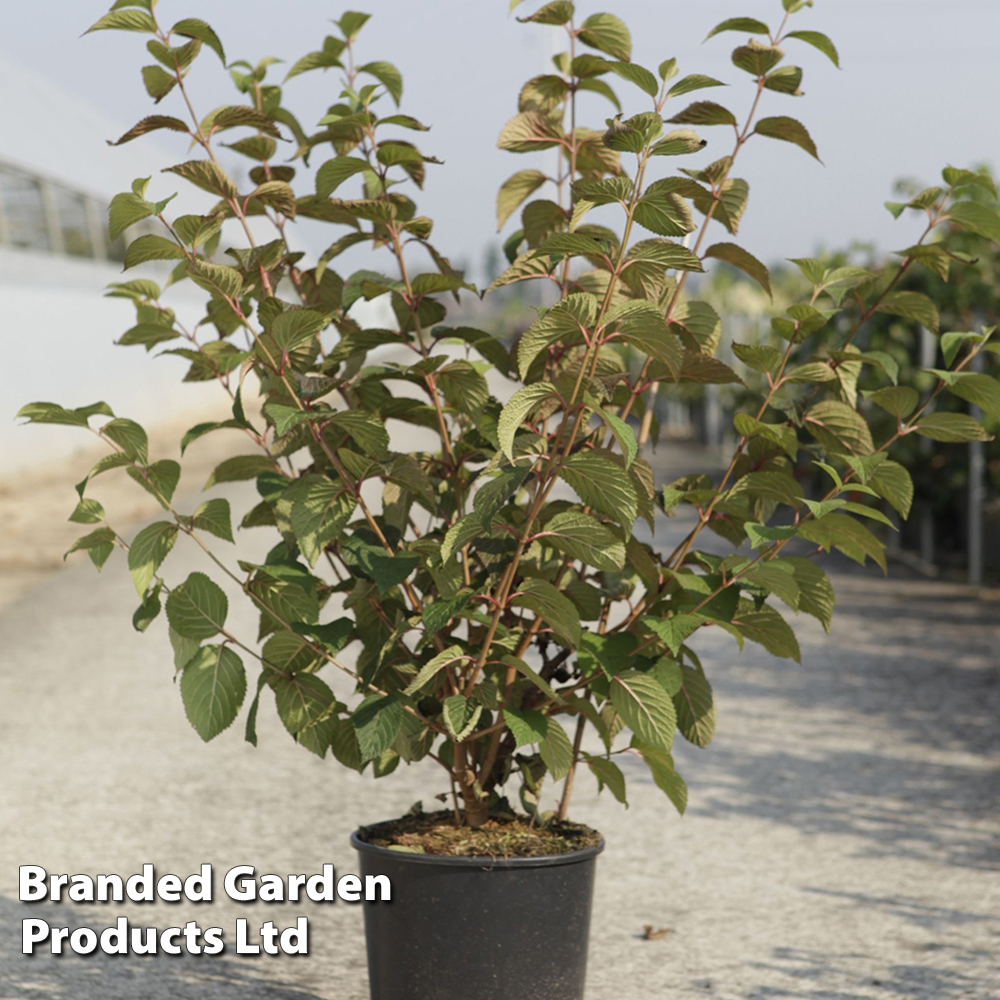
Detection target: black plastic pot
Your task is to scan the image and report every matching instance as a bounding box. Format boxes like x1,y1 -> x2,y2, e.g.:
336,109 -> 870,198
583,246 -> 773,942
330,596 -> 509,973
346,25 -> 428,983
351,826 -> 604,1000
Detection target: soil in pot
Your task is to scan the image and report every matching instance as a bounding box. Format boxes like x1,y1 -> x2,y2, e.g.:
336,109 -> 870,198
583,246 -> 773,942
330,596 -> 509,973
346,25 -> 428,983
353,812 -> 604,1000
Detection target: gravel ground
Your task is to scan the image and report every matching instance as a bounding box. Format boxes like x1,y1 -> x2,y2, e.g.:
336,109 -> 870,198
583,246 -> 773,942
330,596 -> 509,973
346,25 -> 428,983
0,459 -> 998,1000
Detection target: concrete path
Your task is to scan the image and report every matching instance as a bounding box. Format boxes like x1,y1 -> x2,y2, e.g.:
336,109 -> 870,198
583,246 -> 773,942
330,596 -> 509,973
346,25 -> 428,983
1,476 -> 998,999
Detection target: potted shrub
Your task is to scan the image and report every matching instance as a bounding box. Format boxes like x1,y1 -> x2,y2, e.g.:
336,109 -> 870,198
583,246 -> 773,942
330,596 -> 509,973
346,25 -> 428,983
18,1 -> 1000,997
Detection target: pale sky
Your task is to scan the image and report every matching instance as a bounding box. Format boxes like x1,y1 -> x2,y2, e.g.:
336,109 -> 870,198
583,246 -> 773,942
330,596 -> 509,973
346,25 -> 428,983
4,0 -> 999,277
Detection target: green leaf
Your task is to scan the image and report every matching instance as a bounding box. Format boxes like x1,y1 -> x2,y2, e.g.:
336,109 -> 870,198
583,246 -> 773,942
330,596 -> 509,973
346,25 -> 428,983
634,182 -> 696,238
352,695 -> 403,761
273,674 -> 337,757
541,511 -> 626,572
69,498 -> 106,525
315,157 -> 369,198
127,460 -> 180,509
163,160 -> 237,199
166,571 -> 228,640
878,290 -> 939,333
560,451 -> 638,526
187,259 -> 243,300
141,65 -> 177,103
633,742 -> 687,813
473,464 -> 530,529
339,535 -> 420,595
782,556 -> 835,632
85,9 -> 157,33
127,521 -> 178,595
667,101 -> 737,127
497,111 -> 564,152
404,645 -> 468,696
498,383 -> 558,462
124,234 -> 186,268
337,11 -> 371,40
517,292 -> 597,376
180,645 -> 246,741
578,13 -> 631,61
754,116 -> 820,161
171,18 -> 226,64
65,527 -> 117,569
497,169 -> 548,229
606,61 -> 658,98
805,400 -> 875,456
869,386 -> 919,420
191,498 -> 234,543
672,662 -> 716,747
132,586 -> 162,633
205,455 -> 276,487
733,603 -> 801,662
667,75 -> 727,99
785,30 -> 840,68
946,202 -> 1000,245
504,654 -> 565,704
704,17 -> 770,40
732,41 -> 784,78
585,755 -> 628,805
606,299 -> 685,378
914,413 -> 992,443
102,418 -> 148,463
539,717 -> 574,780
611,670 -> 676,751
509,578 -> 582,647
518,1 -> 575,25
597,409 -> 638,469
704,242 -> 771,296
504,707 -> 548,748
359,60 -> 403,105
943,373 -> 1000,423
442,695 -> 483,741
868,460 -> 914,519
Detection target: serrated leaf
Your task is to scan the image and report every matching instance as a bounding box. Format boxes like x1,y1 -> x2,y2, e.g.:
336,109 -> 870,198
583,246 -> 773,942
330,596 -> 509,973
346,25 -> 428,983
539,717 -> 574,780
166,571 -> 228,640
172,18 -> 226,63
505,706 -> 549,747
785,29 -> 840,68
359,60 -> 402,105
181,645 -> 246,741
498,383 -> 558,462
586,755 -> 628,805
578,12 -> 631,61
273,673 -> 337,757
672,662 -> 716,746
443,695 -> 482,741
124,234 -> 186,268
868,460 -> 913,519
541,511 -> 626,572
611,670 -> 676,751
510,577 -> 582,647
704,242 -> 771,297
733,603 -> 801,662
633,742 -> 687,813
754,116 -> 820,161
497,111 -> 564,152
352,695 -> 403,761
85,9 -> 157,33
127,521 -> 177,595
805,399 -> 875,456
560,451 -> 638,526
497,169 -> 549,229
667,101 -> 737,127
915,413 -> 992,442
878,290 -> 939,333
403,645 -> 467,696
191,498 -> 234,542
704,16 -> 770,40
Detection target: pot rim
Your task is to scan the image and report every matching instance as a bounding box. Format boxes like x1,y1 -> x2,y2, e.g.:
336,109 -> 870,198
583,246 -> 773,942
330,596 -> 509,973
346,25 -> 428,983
351,828 -> 605,869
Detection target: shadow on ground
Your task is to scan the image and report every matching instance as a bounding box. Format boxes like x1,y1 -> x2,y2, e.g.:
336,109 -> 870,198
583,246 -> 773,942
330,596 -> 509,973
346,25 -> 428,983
0,897 -> 337,1000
